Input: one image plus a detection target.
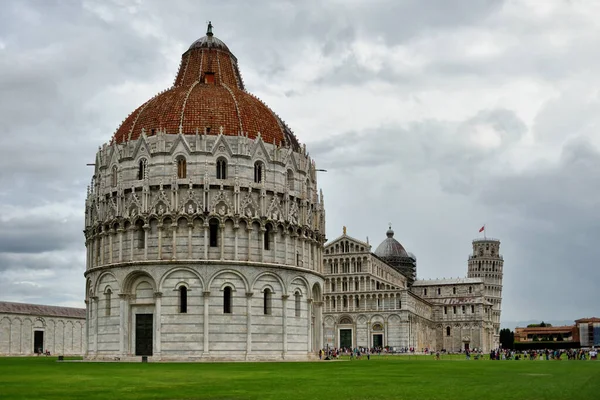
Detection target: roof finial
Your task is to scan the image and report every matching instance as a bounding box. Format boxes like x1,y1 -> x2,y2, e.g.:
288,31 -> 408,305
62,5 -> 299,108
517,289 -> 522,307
343,226 -> 347,235
389,222 -> 392,230
207,21 -> 213,37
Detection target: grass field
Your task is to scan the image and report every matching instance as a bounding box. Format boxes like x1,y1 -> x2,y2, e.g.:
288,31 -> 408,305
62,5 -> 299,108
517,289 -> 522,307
0,355 -> 597,400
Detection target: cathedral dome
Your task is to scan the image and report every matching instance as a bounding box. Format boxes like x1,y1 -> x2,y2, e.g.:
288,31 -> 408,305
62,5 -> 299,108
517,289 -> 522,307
111,22 -> 299,150
374,226 -> 409,259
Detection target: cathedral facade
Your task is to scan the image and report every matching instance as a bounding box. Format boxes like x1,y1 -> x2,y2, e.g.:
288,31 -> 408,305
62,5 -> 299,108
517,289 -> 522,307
322,227 -> 503,353
83,24 -> 325,361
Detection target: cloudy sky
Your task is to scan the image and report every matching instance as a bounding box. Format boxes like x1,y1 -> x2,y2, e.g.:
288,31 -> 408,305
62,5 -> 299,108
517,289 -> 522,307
1,0 -> 599,327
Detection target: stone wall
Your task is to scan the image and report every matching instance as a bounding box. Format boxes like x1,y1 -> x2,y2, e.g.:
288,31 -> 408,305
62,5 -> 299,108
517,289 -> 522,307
85,263 -> 323,361
0,313 -> 85,356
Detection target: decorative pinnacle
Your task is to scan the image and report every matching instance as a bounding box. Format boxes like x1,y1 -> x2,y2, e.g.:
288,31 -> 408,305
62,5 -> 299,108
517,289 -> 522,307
207,21 -> 213,37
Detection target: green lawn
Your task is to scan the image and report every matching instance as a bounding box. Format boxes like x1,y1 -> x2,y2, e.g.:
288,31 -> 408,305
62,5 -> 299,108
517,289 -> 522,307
0,355 -> 597,400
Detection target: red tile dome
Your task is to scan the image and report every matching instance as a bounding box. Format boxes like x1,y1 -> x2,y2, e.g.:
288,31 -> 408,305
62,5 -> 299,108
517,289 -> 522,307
112,22 -> 299,149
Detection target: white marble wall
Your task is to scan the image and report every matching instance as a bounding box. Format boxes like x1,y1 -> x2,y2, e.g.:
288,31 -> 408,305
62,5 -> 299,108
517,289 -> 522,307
0,313 -> 85,356
85,263 -> 323,361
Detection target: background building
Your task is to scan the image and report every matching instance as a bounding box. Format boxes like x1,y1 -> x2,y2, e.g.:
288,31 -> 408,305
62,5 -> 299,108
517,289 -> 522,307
514,318 -> 600,348
0,302 -> 85,356
323,227 -> 503,352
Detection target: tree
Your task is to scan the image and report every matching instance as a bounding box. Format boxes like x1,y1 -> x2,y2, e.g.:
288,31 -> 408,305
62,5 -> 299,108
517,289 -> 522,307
527,321 -> 553,328
500,328 -> 514,349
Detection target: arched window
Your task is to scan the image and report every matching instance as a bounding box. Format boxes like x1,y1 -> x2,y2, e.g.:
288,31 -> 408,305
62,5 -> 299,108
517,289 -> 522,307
423,288 -> 427,296
216,158 -> 227,179
437,288 -> 441,295
356,297 -> 360,309
254,161 -> 263,183
294,291 -> 301,317
263,288 -> 272,315
105,288 -> 112,316
111,166 -> 118,187
471,305 -> 475,313
287,170 -> 294,191
177,156 -> 187,179
453,287 -> 456,295
469,286 -> 472,294
138,159 -> 147,180
209,219 -> 219,247
446,326 -> 451,336
223,286 -> 232,314
397,299 -> 402,309
136,220 -> 145,249
264,224 -> 271,250
179,286 -> 188,313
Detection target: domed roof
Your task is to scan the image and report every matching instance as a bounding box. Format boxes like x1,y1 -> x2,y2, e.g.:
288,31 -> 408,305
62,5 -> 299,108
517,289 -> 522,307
111,22 -> 300,150
374,226 -> 409,259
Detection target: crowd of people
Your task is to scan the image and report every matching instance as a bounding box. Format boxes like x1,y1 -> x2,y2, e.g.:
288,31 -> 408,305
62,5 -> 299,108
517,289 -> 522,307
318,346 -> 598,361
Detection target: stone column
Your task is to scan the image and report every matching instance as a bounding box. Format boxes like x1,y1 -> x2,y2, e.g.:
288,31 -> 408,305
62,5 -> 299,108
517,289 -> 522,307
187,223 -> 193,258
246,292 -> 253,358
118,228 -> 124,262
293,234 -> 298,266
314,301 -> 323,351
108,230 -> 114,264
143,225 -> 149,261
91,296 -> 99,357
219,224 -> 225,260
234,225 -> 239,261
301,237 -> 305,268
273,230 -> 278,264
118,294 -> 129,357
85,240 -> 90,270
247,227 -> 252,262
203,226 -> 208,259
260,227 -> 266,263
84,299 -> 90,356
129,226 -> 134,261
284,232 -> 289,265
171,224 -> 177,260
203,291 -> 210,355
317,246 -> 322,273
154,292 -> 162,359
281,294 -> 288,358
157,225 -> 163,259
307,298 -> 313,352
99,233 -> 105,266
384,320 -> 389,347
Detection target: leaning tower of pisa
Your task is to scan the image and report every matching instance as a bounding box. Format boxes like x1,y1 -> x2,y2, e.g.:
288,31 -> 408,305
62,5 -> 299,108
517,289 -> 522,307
467,238 -> 503,349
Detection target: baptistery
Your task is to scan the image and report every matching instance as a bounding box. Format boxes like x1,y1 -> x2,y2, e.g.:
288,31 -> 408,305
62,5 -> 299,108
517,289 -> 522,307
84,23 -> 326,361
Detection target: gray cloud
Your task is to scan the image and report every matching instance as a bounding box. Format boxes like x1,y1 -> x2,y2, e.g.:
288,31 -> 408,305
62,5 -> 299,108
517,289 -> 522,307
1,0 -> 598,324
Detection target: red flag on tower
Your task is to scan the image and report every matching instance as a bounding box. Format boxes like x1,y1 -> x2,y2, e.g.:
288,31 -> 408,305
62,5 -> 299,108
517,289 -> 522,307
479,225 -> 485,233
